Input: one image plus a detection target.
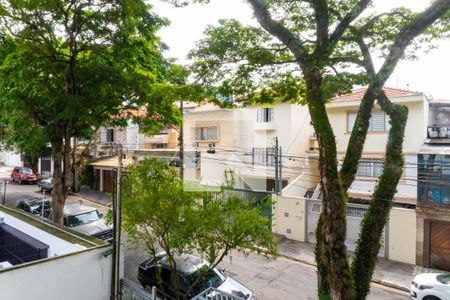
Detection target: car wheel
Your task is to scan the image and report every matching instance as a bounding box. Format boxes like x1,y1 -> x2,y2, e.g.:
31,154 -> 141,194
423,296 -> 441,300
18,179 -> 22,184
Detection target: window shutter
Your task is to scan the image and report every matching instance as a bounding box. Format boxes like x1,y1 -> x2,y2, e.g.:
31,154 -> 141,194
257,108 -> 262,123
347,112 -> 357,132
370,111 -> 385,131
269,108 -> 274,122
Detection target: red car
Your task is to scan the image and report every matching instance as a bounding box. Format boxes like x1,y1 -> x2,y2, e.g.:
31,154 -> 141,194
11,167 -> 37,184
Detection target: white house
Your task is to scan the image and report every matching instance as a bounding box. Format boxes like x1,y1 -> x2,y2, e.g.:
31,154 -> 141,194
183,101 -> 313,192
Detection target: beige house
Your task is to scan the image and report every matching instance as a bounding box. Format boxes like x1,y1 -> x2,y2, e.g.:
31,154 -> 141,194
274,87 -> 430,266
183,101 -> 313,192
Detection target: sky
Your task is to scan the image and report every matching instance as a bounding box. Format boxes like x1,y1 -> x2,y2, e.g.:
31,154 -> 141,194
149,0 -> 450,99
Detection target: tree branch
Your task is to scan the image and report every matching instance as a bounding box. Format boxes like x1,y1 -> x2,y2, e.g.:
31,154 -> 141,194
247,0 -> 309,68
311,0 -> 329,58
329,0 -> 371,49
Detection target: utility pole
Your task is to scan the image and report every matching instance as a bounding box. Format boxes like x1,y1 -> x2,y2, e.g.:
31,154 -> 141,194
112,143 -> 123,299
274,137 -> 279,194
179,100 -> 184,180
278,146 -> 282,195
273,137 -> 282,195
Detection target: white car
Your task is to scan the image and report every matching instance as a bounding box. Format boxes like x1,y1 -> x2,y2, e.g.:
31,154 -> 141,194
411,273 -> 450,300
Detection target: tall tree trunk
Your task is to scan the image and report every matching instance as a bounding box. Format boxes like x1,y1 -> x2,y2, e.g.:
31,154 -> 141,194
351,93 -> 408,299
51,136 -> 66,225
306,70 -> 354,300
72,137 -> 80,193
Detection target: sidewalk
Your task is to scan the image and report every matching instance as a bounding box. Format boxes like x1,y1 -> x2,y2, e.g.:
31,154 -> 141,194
275,234 -> 441,292
72,185 -> 112,207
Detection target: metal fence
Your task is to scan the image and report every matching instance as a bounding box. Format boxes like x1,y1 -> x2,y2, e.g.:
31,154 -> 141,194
120,278 -> 157,300
306,199 -> 386,257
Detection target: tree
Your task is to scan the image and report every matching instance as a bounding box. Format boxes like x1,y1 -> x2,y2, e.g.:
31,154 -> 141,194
121,158 -> 276,300
0,113 -> 50,174
0,0 -> 180,224
167,0 -> 450,298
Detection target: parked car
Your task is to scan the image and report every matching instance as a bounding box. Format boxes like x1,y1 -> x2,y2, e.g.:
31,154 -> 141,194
11,167 -> 37,184
138,252 -> 256,300
38,178 -> 53,192
49,204 -> 113,242
17,197 -> 52,218
411,273 -> 450,300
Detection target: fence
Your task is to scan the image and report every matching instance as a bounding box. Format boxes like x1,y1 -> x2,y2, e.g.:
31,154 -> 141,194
120,278 -> 156,300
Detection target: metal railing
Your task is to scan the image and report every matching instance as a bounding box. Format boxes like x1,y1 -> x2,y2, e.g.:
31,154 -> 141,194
120,278 -> 158,300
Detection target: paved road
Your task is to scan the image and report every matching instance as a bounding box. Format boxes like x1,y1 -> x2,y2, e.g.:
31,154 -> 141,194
124,244 -> 410,300
1,176 -> 108,213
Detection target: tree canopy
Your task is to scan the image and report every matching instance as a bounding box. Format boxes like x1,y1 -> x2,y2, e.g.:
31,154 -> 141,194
0,0 -> 182,224
122,158 -> 276,299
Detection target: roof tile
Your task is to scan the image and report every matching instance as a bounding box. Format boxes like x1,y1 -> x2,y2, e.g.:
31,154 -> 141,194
331,87 -> 422,102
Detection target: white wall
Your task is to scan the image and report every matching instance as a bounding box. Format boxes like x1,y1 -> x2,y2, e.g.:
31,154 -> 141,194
0,149 -> 22,167
272,195 -> 306,242
388,208 -> 416,264
0,246 -> 112,300
0,211 -> 85,257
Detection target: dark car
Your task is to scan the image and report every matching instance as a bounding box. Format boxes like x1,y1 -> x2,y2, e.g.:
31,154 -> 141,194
11,167 -> 37,184
17,197 -> 52,218
138,253 -> 255,300
38,178 -> 53,192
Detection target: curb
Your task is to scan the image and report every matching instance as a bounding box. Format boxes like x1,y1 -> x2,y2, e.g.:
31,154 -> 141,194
70,193 -> 111,208
277,253 -> 410,294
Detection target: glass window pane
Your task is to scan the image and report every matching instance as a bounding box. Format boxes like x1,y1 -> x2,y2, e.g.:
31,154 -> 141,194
348,112 -> 356,132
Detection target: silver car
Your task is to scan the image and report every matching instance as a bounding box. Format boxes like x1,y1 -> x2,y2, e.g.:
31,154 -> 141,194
50,204 -> 113,242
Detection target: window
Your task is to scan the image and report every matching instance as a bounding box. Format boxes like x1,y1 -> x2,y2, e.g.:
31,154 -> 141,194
253,147 -> 276,166
106,128 -> 115,142
257,107 -> 274,123
155,143 -> 166,149
356,159 -> 384,178
195,126 -> 217,141
347,111 -> 390,132
418,154 -> 450,205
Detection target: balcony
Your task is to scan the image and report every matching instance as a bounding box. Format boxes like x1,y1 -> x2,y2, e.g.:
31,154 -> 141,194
425,126 -> 450,144
145,134 -> 169,144
254,122 -> 276,131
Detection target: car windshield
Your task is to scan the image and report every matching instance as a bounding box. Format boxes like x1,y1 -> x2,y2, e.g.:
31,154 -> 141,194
30,201 -> 52,215
437,274 -> 450,284
20,169 -> 33,175
68,210 -> 100,227
185,267 -> 224,296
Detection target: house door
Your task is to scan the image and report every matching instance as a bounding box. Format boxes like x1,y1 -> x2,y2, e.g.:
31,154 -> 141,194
103,170 -> 113,193
95,169 -> 100,190
430,222 -> 450,271
40,157 -> 51,174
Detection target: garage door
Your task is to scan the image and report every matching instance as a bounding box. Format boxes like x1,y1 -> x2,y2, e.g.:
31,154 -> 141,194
430,222 -> 450,271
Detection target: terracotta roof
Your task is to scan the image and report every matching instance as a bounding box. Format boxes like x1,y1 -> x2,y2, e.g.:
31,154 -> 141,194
331,87 -> 423,102
91,156 -> 135,169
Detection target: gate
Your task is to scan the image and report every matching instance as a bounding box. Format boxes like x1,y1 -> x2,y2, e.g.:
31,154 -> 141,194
306,200 -> 386,257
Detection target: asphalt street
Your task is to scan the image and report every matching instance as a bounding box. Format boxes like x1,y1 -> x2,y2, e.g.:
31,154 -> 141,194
124,243 -> 410,300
